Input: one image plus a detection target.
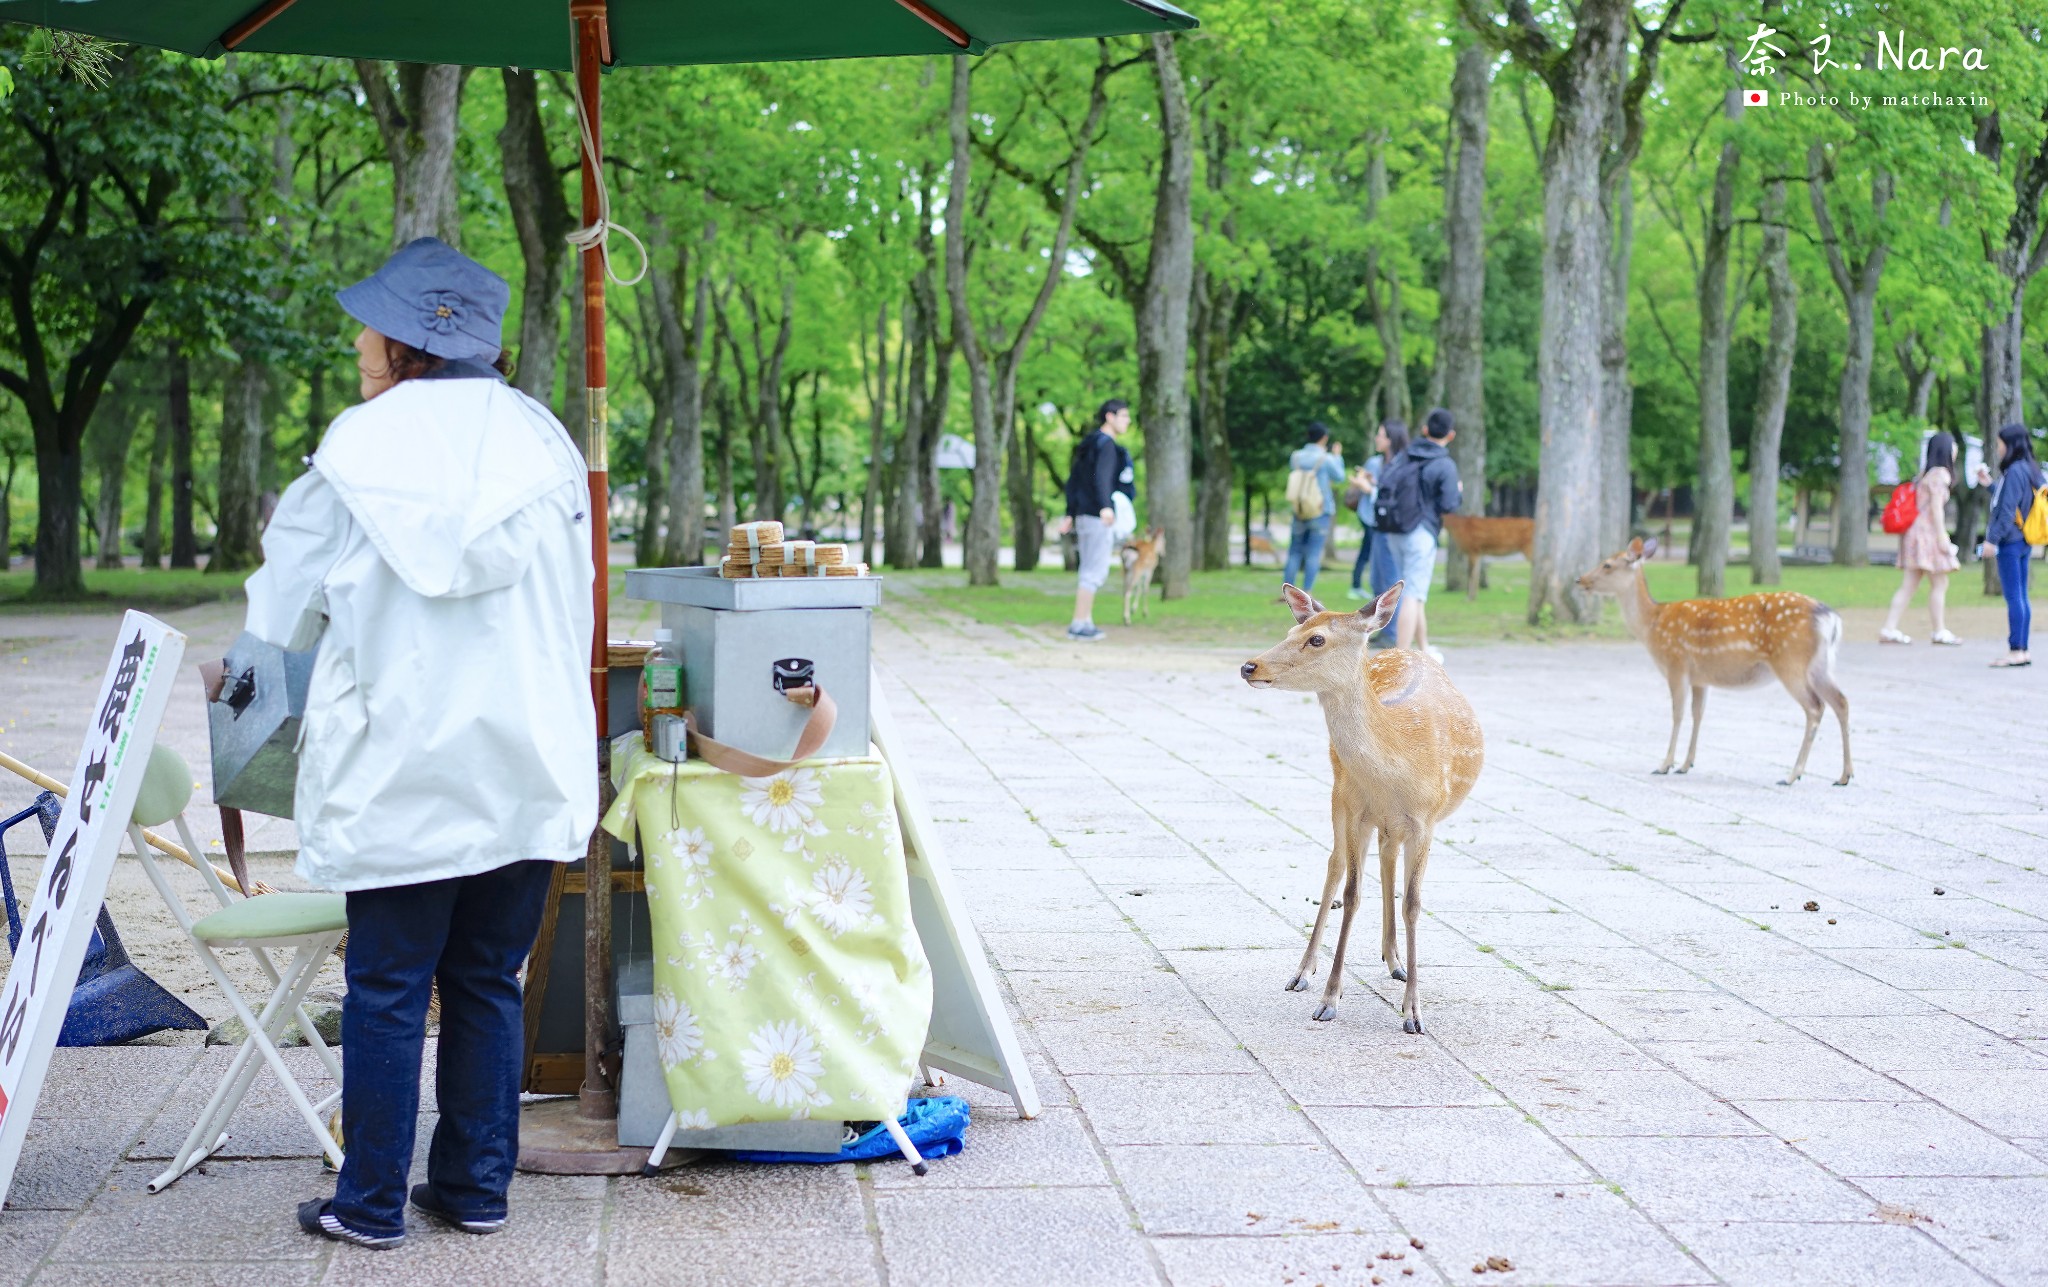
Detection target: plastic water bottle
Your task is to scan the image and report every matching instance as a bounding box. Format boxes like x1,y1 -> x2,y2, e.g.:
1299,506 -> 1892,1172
641,628 -> 685,732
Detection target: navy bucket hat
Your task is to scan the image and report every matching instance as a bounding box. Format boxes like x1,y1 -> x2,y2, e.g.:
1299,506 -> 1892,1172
337,237 -> 510,362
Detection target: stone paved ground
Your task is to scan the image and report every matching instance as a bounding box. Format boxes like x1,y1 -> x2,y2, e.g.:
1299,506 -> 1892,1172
1,588 -> 2046,1286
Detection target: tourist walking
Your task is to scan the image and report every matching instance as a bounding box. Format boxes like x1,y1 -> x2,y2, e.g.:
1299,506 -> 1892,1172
1380,408 -> 1461,660
1282,422 -> 1345,592
1348,418 -> 1408,605
1879,432 -> 1962,646
1060,398 -> 1132,641
1978,422 -> 2044,668
244,238 -> 596,1248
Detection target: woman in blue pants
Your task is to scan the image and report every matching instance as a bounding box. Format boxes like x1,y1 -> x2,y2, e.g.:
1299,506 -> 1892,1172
1978,423 -> 2043,669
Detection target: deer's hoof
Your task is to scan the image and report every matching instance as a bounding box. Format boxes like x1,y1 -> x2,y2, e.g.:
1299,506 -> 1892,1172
1651,766 -> 1672,776
1675,765 -> 1692,775
1311,1003 -> 1339,1022
1402,1015 -> 1424,1034
1284,974 -> 1311,993
1778,777 -> 1798,787
1388,966 -> 1407,982
1833,776 -> 1852,787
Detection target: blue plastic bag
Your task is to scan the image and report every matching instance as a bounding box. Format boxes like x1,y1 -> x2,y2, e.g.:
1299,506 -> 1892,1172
733,1095 -> 970,1165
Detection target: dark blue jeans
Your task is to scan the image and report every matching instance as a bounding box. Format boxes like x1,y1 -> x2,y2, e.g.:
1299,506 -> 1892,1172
333,860 -> 556,1238
1998,541 -> 2033,651
1351,524 -> 1373,589
1367,528 -> 1402,639
1283,516 -> 1332,591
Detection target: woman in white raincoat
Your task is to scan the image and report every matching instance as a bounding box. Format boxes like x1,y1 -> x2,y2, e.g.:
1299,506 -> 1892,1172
241,238 -> 595,1249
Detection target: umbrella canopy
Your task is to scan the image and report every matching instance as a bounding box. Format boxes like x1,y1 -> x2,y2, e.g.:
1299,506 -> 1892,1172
0,0 -> 1196,67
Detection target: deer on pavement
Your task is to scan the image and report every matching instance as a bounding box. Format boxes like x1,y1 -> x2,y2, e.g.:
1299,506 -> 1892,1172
1577,537 -> 1852,786
1240,582 -> 1485,1032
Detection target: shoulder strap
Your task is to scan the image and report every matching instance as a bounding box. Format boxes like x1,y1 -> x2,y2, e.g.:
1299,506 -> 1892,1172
685,684 -> 839,777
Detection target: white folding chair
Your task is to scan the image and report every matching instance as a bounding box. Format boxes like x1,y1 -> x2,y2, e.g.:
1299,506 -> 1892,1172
124,746 -> 349,1192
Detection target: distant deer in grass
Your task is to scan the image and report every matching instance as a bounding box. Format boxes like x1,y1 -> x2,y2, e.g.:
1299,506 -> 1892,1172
1120,526 -> 1164,625
1439,515 -> 1534,600
1578,537 -> 1852,786
1240,582 -> 1485,1032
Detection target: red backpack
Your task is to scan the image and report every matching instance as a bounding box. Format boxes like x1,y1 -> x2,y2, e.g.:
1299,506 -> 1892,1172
1880,478 -> 1919,535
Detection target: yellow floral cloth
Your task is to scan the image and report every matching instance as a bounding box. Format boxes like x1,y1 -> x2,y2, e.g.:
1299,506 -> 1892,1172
603,736 -> 932,1128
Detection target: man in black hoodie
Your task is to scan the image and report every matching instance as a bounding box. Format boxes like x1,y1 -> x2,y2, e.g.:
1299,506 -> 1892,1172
1059,399 -> 1131,640
1387,407 -> 1462,657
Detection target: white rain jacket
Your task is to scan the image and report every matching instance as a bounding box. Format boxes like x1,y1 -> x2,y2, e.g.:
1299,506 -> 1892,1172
242,374 -> 597,892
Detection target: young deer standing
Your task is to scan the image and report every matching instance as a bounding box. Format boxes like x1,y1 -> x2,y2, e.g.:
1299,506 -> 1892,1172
1577,538 -> 1851,785
1121,526 -> 1165,625
1438,515 -> 1535,601
1241,583 -> 1485,1032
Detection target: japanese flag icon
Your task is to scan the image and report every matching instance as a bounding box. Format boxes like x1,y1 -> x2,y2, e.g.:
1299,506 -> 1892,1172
1743,88 -> 1769,107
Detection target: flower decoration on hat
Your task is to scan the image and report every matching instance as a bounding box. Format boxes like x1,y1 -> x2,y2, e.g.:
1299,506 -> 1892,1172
420,290 -> 467,335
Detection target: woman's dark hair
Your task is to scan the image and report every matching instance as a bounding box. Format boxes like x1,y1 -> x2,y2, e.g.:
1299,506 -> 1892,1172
380,337 -> 515,385
1090,398 -> 1130,431
1379,418 -> 1410,459
1998,422 -> 2036,466
1922,431 -> 1955,475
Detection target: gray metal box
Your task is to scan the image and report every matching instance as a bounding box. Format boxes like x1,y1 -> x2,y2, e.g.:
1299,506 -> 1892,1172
623,567 -> 879,762
208,631 -> 318,819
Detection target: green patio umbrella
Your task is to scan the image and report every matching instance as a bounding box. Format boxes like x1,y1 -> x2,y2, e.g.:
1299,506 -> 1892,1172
3,0 -> 1197,1168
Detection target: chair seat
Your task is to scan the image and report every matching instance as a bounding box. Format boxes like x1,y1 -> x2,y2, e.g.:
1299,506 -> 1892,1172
192,892 -> 348,943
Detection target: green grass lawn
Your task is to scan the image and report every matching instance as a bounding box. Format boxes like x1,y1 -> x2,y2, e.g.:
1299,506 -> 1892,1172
0,566 -> 252,612
881,557 -> 1918,648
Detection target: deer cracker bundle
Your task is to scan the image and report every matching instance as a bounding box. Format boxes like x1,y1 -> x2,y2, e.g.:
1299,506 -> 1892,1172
726,521 -> 784,562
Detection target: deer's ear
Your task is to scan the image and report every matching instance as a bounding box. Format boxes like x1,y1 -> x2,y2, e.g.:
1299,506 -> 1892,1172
1281,583 -> 1323,623
1626,537 -> 1645,560
1640,536 -> 1659,561
1358,581 -> 1403,631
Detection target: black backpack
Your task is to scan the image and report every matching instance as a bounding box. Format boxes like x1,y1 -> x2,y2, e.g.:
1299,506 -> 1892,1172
1374,455 -> 1426,535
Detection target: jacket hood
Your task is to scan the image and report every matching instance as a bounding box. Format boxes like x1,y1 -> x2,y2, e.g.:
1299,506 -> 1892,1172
1290,445 -> 1332,469
314,378 -> 585,599
1406,438 -> 1449,459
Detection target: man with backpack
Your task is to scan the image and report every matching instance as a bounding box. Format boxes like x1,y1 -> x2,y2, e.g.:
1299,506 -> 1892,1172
1374,408 -> 1462,660
1059,398 -> 1132,641
1282,422 -> 1346,592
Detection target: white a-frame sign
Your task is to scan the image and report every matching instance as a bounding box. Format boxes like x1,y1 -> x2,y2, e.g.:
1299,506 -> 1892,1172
0,612 -> 185,1209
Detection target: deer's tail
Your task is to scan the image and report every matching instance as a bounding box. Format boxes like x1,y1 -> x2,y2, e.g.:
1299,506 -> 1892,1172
1120,544 -> 1139,573
1809,602 -> 1843,682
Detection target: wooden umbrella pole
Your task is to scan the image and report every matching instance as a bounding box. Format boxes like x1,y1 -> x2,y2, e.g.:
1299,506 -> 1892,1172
573,0 -> 617,1123
0,749 -> 266,893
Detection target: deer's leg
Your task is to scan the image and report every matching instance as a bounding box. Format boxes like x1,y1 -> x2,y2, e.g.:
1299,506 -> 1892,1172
1399,827 -> 1434,1034
1677,685 -> 1707,773
1290,791 -> 1352,992
1289,841 -> 1347,992
1466,555 -> 1480,601
1379,825 -> 1402,981
1655,673 -> 1686,773
1816,675 -> 1851,785
1312,824 -> 1367,1023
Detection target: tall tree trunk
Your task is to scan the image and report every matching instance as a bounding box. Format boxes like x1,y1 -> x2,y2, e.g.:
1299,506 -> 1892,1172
1749,179 -> 1796,586
653,225 -> 712,566
713,376 -> 737,535
212,355 -> 266,573
1439,40 -> 1491,595
1526,6 -> 1629,623
1363,131 -> 1411,426
1693,70 -> 1742,596
1193,262 -> 1238,571
1010,413 -> 1045,572
888,298 -> 926,569
1137,33 -> 1197,598
1808,152 -> 1890,569
498,69 -> 575,407
168,349 -> 198,570
860,301 -> 891,568
356,62 -> 468,245
1599,170 -> 1635,553
90,399 -> 138,571
140,403 -> 169,570
948,58 -> 1003,587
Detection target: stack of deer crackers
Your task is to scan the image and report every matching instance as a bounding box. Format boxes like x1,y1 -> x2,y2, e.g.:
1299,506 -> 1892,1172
717,525 -> 870,578
720,521 -> 783,578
